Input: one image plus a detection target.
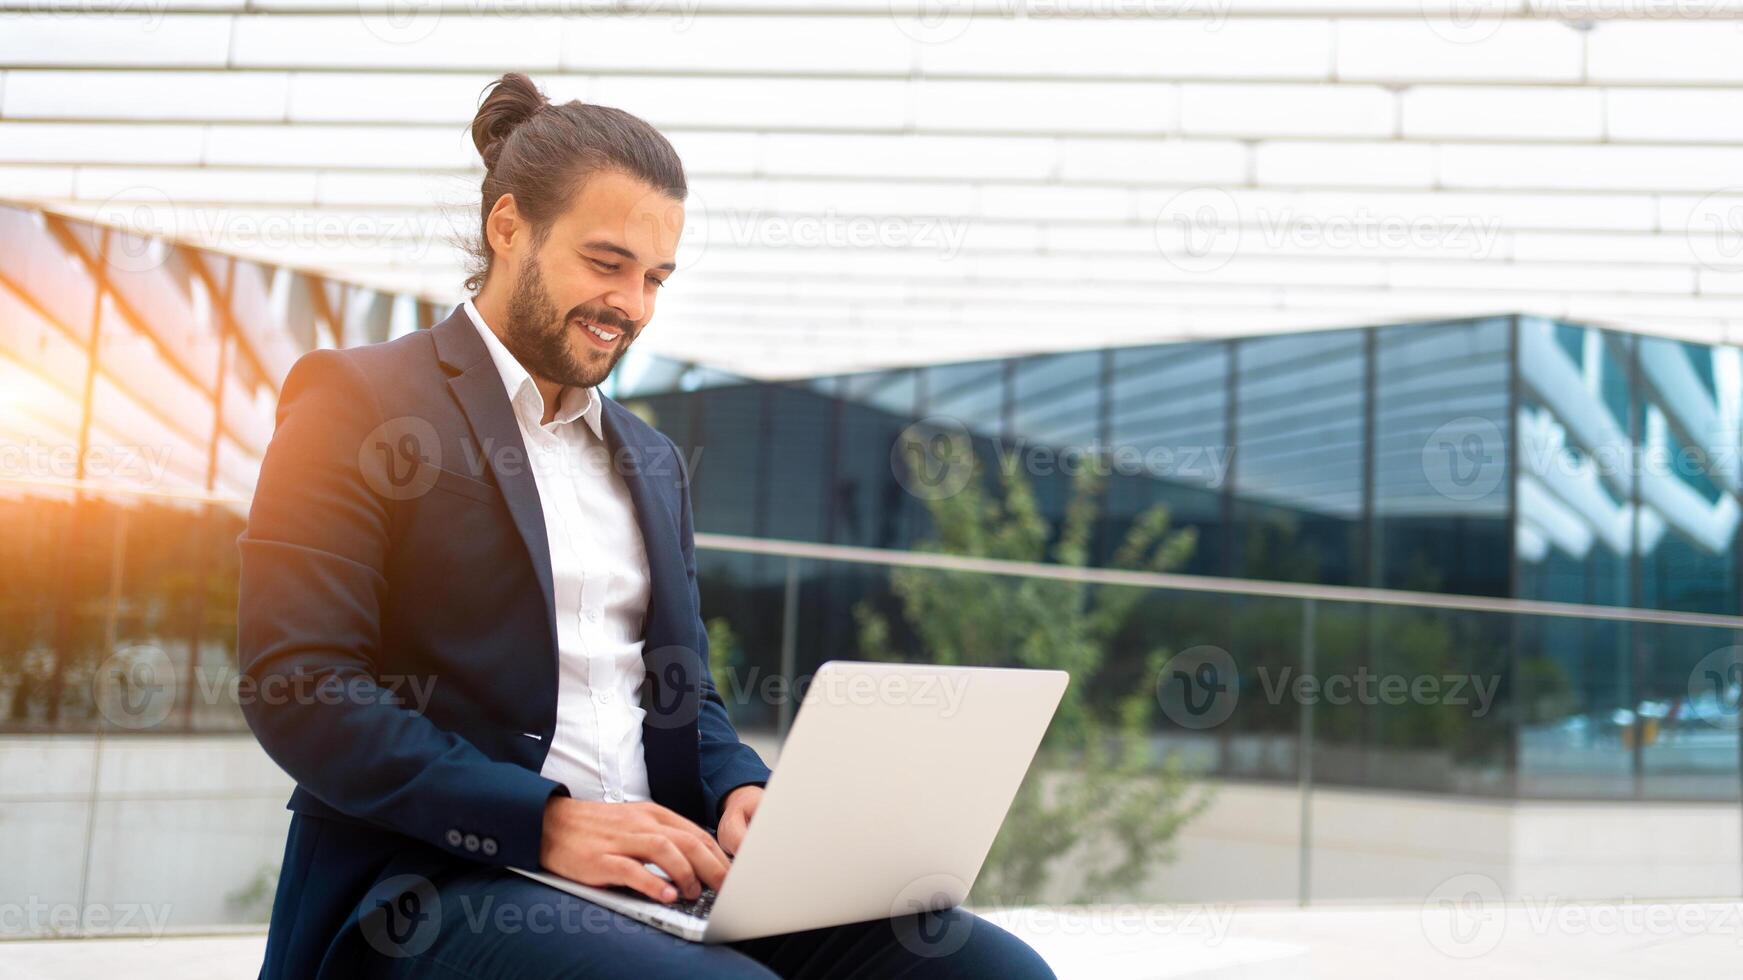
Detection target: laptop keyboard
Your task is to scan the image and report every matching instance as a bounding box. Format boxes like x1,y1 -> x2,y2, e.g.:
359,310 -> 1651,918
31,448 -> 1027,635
668,887 -> 717,920
608,883 -> 717,920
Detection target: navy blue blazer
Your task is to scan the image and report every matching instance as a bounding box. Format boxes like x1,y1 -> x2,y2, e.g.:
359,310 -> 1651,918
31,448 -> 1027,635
237,304 -> 771,979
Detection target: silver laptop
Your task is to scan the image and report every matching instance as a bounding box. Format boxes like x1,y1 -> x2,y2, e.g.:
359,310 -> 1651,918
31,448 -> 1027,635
514,660 -> 1068,943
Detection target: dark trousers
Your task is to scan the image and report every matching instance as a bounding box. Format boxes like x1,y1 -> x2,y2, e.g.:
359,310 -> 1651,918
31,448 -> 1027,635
357,868 -> 1056,979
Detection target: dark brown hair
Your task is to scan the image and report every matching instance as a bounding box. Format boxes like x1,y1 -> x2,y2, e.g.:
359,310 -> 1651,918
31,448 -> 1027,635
463,72 -> 686,294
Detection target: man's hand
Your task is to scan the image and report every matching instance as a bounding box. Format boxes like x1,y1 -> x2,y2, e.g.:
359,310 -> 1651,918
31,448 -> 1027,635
539,797 -> 731,904
716,785 -> 763,856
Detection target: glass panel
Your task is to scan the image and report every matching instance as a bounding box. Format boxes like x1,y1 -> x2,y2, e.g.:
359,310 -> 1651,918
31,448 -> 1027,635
1232,330 -> 1367,584
1372,317 -> 1511,595
1105,341 -> 1229,576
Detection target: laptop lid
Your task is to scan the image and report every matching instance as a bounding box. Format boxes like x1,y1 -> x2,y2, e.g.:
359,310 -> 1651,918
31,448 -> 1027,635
703,660 -> 1069,943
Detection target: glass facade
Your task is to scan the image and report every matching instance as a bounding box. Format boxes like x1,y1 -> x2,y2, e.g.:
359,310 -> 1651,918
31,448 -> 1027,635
0,204 -> 722,732
5,200 -> 1743,807
617,314 -> 1743,803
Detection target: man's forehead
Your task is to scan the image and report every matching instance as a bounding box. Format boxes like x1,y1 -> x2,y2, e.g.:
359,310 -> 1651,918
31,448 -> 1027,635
567,176 -> 683,267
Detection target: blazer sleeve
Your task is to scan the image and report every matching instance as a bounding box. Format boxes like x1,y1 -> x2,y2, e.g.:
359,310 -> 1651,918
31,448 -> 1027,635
237,348 -> 568,869
668,435 -> 774,824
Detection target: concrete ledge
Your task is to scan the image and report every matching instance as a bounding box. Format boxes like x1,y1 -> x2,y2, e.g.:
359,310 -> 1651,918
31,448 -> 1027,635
6,900 -> 1743,979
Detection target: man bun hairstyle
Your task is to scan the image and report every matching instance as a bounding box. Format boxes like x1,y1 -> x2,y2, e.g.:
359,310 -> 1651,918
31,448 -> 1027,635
463,72 -> 687,294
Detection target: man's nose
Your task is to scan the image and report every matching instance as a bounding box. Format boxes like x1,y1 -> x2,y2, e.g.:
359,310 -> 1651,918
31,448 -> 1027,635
605,290 -> 644,326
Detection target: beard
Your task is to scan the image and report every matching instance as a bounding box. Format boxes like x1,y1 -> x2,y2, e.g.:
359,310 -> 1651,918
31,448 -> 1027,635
500,252 -> 635,390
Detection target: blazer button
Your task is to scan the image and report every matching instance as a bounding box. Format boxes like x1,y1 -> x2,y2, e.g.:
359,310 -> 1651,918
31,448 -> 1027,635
446,829 -> 463,847
481,838 -> 498,857
464,834 -> 480,852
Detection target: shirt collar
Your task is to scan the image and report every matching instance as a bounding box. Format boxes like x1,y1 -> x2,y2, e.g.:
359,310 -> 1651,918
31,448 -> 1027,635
462,297 -> 602,439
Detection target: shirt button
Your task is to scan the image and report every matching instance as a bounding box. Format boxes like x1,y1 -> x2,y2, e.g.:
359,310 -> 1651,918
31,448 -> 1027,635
607,789 -> 623,802
595,688 -> 614,704
586,608 -> 601,623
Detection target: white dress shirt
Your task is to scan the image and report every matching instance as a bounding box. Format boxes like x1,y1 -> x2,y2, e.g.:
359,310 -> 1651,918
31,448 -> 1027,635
463,298 -> 653,805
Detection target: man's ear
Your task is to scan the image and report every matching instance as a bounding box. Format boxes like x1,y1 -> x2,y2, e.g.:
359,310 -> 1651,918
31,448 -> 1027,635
486,194 -> 524,259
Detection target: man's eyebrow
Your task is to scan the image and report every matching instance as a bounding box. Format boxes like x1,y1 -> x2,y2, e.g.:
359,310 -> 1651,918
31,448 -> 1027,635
581,239 -> 677,272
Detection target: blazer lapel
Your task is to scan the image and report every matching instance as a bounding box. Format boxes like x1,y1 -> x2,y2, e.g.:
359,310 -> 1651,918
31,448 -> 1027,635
600,396 -> 705,817
430,307 -> 557,650
598,398 -> 687,651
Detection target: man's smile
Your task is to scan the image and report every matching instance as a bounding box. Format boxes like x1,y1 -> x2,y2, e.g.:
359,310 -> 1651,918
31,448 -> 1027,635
573,315 -> 622,350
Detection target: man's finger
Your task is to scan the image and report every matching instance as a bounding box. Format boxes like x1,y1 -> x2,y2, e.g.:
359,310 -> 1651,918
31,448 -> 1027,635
626,834 -> 702,899
670,828 -> 730,890
718,814 -> 744,856
642,805 -> 731,867
603,855 -> 678,904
